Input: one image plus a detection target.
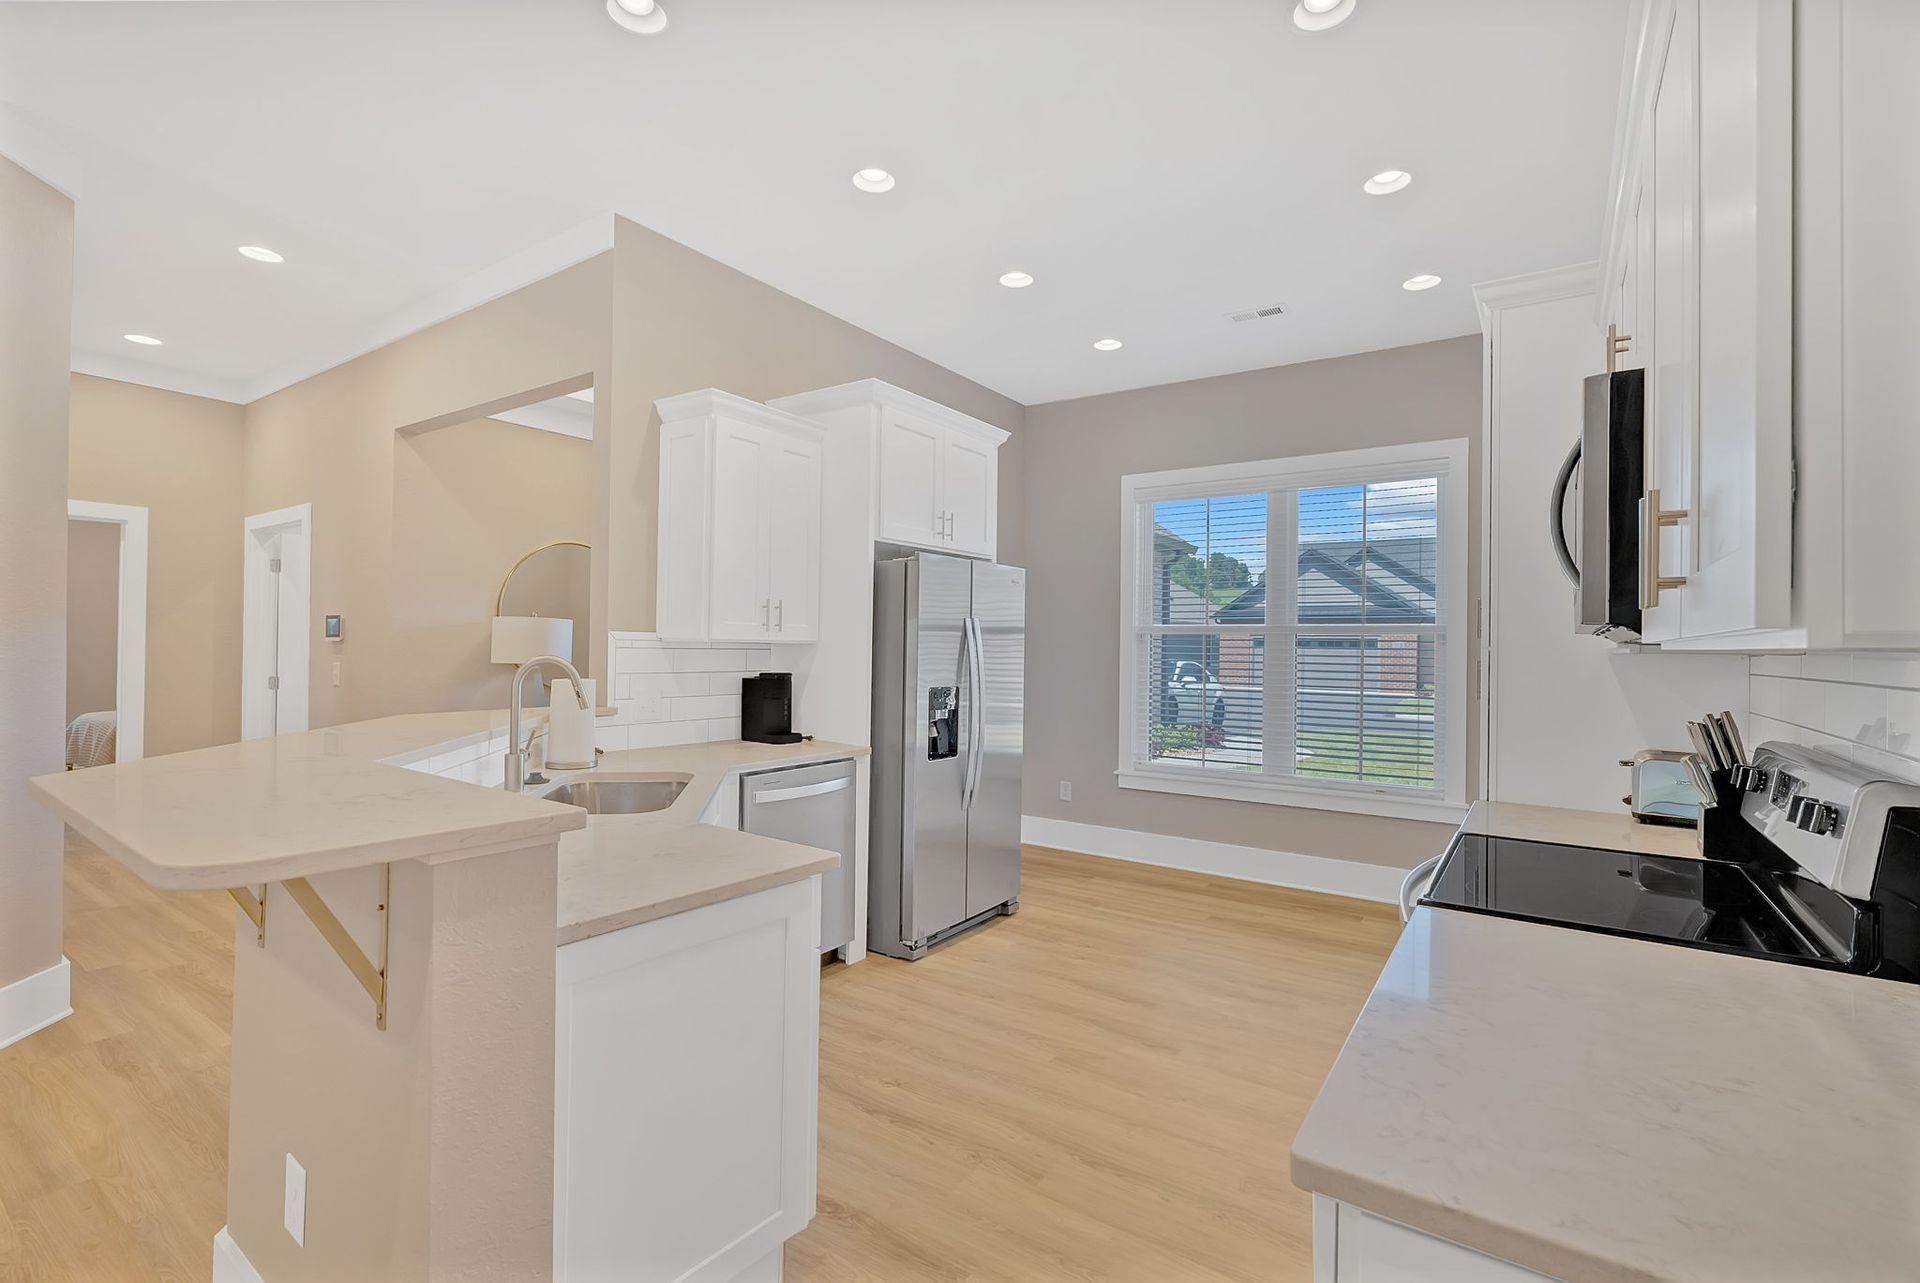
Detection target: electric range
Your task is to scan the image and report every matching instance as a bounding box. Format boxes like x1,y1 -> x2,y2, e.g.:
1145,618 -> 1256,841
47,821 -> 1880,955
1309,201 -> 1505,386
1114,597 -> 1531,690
1419,741 -> 1920,985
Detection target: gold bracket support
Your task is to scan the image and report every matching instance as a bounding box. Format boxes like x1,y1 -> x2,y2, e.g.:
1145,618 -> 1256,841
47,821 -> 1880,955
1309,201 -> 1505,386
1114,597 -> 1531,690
228,885 -> 266,947
272,865 -> 392,1031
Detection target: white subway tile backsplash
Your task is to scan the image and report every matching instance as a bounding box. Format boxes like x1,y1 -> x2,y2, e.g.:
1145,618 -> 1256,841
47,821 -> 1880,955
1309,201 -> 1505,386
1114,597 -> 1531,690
667,693 -> 740,722
629,721 -> 708,748
597,633 -> 759,745
595,725 -> 629,753
1748,652 -> 1920,783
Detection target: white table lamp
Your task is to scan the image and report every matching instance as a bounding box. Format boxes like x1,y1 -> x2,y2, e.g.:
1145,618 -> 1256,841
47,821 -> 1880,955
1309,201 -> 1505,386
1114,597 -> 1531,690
491,615 -> 574,667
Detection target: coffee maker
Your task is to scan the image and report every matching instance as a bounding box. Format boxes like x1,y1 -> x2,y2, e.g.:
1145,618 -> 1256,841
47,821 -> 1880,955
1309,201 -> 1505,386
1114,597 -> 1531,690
740,673 -> 802,745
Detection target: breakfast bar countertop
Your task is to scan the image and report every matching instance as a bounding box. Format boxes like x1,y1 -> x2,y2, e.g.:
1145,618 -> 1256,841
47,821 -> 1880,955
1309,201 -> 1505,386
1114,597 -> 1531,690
1291,800 -> 1920,1283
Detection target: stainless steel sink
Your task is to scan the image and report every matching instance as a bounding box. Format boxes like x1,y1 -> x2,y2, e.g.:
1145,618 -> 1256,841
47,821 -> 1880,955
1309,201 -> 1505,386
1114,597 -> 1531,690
540,774 -> 688,816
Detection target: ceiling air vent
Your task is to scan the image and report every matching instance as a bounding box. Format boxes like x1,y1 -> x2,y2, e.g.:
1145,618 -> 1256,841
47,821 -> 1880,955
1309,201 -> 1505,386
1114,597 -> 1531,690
1229,304 -> 1287,323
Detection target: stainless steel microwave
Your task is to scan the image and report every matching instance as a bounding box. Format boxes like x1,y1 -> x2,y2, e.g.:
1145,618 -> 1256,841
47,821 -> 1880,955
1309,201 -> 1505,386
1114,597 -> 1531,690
1550,368 -> 1644,638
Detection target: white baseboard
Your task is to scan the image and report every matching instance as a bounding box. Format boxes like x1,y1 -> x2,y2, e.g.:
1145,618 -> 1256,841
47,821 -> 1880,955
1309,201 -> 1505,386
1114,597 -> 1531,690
1020,816 -> 1404,904
213,1227 -> 265,1283
0,957 -> 72,1051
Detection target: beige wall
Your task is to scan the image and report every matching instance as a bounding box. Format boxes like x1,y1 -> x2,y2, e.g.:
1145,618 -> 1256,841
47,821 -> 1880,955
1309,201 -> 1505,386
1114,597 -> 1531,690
69,375 -> 247,755
601,218 -> 1026,635
65,518 -> 119,722
1020,336 -> 1484,871
242,255 -> 611,728
0,155 -> 72,992
390,417 -> 592,712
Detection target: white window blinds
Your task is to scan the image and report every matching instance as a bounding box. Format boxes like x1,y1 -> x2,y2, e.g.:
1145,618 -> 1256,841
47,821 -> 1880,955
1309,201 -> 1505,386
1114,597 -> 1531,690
1120,442 -> 1467,812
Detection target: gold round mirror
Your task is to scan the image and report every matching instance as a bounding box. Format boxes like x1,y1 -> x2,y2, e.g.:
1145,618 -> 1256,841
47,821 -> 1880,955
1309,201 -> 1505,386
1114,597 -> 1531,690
495,540 -> 590,673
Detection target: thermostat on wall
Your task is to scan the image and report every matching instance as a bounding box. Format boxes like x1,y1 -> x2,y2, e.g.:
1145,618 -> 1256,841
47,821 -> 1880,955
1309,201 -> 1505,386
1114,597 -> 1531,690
324,614 -> 343,640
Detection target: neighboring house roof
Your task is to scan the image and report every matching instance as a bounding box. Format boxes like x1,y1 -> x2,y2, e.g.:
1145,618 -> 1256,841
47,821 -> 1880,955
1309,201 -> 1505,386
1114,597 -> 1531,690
1210,537 -> 1436,624
1153,522 -> 1198,557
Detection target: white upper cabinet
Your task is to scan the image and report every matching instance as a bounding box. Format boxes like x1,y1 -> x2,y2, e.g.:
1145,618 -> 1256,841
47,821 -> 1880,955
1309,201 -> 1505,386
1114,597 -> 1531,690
656,390 -> 826,645
875,409 -> 945,549
1598,0 -> 1915,651
776,379 -> 1010,561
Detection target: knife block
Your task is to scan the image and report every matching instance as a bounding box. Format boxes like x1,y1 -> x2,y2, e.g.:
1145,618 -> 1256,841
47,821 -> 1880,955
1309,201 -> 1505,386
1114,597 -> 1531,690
1697,768 -> 1792,869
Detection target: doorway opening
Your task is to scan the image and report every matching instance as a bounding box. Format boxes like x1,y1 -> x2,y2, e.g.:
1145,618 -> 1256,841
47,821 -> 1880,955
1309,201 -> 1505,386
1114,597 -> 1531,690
65,500 -> 148,766
241,504 -> 312,740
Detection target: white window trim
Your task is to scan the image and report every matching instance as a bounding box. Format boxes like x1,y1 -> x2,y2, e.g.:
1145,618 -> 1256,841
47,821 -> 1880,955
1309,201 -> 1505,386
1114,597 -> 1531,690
1116,438 -> 1471,822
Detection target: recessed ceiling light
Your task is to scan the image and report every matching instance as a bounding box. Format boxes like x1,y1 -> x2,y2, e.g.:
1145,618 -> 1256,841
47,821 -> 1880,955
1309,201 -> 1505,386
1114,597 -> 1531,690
1293,0 -> 1356,31
1402,274 -> 1443,292
606,0 -> 667,34
851,167 -> 896,194
237,245 -> 284,263
1093,338 -> 1124,352
999,271 -> 1034,289
1363,170 -> 1412,196
123,334 -> 163,346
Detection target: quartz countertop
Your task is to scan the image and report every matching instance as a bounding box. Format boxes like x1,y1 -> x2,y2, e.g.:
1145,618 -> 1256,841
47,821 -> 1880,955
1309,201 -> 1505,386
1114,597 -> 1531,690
552,739 -> 866,945
1292,800 -> 1920,1282
28,711 -> 587,889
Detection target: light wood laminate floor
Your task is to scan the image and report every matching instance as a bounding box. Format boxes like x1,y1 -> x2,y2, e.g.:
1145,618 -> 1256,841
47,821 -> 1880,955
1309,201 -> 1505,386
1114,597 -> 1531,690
4,837 -> 1398,1281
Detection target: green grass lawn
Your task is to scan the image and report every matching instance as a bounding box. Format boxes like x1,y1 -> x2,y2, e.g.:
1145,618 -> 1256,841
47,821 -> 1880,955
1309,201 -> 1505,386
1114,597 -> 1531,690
1295,728 -> 1435,787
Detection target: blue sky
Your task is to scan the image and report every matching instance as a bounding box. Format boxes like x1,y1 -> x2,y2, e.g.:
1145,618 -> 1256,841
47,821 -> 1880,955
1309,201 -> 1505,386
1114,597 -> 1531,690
1155,481 -> 1439,574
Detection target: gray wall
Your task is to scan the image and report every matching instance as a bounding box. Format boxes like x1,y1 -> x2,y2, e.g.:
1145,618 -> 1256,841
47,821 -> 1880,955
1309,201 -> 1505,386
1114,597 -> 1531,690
1021,335 -> 1483,871
0,154 -> 72,991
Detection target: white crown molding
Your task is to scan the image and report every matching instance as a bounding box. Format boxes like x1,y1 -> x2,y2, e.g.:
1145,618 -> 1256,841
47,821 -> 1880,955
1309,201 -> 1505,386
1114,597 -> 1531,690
490,396 -> 594,441
1471,263 -> 1600,335
0,106 -> 82,200
71,351 -> 250,405
239,212 -> 617,405
770,378 -> 1012,445
654,387 -> 828,440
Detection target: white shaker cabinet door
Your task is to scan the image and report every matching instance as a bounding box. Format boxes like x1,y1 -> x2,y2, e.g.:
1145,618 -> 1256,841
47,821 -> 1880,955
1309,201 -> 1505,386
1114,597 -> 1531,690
1682,0 -> 1794,639
765,431 -> 824,643
1640,0 -> 1698,643
940,430 -> 996,558
875,410 -> 945,549
710,420 -> 771,642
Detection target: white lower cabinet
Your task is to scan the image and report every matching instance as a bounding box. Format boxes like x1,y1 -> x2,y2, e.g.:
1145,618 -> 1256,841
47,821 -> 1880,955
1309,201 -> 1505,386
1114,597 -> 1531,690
1314,1197 -> 1559,1283
554,877 -> 822,1283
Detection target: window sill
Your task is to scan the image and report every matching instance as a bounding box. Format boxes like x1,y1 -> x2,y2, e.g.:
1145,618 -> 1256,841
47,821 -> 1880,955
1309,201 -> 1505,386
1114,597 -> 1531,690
1115,768 -> 1469,824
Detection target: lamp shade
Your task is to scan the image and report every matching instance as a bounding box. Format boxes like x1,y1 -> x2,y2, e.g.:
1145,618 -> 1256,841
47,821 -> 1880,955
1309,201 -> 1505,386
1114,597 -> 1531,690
491,615 -> 573,666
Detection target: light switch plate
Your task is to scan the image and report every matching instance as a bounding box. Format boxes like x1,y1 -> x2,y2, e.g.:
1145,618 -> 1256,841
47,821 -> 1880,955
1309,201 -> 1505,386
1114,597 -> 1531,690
1058,780 -> 1072,802
284,1152 -> 306,1246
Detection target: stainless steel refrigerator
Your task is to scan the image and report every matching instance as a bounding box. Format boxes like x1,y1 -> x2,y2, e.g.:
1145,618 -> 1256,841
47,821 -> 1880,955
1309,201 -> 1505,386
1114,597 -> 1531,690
870,552 -> 1024,959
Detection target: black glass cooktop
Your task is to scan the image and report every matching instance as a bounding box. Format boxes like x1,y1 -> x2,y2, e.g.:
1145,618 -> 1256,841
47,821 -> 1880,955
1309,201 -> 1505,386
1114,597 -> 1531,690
1420,833 -> 1874,974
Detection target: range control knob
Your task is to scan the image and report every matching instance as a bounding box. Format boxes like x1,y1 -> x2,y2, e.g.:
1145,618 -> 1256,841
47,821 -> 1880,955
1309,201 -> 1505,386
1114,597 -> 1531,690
1793,799 -> 1840,836
1729,764 -> 1770,793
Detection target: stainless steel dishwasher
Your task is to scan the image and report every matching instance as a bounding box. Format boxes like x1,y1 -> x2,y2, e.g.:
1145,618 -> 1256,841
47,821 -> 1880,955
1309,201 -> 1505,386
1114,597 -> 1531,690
739,758 -> 856,954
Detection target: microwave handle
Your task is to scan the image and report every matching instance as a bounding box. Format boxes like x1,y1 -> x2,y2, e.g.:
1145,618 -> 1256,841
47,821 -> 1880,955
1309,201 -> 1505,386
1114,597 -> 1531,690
1549,435 -> 1582,587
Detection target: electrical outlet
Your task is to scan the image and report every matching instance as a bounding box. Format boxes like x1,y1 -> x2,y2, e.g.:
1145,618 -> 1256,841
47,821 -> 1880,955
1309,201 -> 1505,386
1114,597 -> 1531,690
331,660 -> 342,687
1058,780 -> 1072,802
284,1152 -> 306,1246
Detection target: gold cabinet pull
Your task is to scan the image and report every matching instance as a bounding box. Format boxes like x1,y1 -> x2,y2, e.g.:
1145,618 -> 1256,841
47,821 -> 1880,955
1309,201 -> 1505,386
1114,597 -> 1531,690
1638,486 -> 1689,610
1605,323 -> 1633,373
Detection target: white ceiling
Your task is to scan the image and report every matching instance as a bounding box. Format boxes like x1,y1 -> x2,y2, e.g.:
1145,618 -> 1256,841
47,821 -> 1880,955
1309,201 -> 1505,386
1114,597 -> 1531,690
0,0 -> 1627,407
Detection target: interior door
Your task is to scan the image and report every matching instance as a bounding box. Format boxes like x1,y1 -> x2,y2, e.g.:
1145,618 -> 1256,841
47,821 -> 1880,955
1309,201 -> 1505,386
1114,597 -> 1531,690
710,420 -> 769,641
905,554 -> 971,943
876,412 -> 944,548
963,562 -> 1024,917
764,432 -> 822,643
942,433 -> 995,557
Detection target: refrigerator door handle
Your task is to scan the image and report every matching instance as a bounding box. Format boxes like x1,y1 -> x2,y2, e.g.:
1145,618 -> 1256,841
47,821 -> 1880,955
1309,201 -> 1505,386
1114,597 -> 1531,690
963,614 -> 987,812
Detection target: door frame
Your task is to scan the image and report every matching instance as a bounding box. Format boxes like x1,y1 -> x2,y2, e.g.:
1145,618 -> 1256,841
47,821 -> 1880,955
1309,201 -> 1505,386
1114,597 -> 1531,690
241,503 -> 312,740
66,499 -> 149,762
